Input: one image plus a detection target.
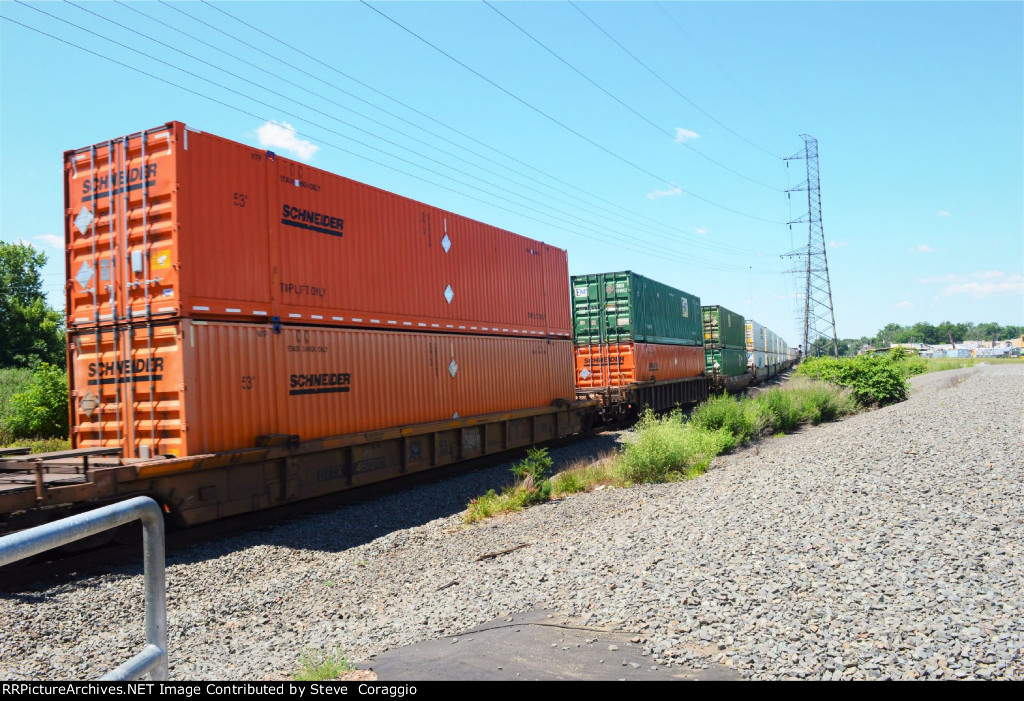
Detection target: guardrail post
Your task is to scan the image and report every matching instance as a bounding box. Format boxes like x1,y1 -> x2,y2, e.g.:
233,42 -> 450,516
0,496 -> 168,680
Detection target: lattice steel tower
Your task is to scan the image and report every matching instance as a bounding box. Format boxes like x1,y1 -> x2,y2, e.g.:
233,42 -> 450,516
783,135 -> 839,358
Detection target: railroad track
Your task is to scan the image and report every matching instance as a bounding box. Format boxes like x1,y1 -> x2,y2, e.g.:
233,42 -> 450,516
0,426 -> 622,593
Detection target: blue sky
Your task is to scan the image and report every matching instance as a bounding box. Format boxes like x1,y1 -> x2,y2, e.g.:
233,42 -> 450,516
2,1 -> 1021,343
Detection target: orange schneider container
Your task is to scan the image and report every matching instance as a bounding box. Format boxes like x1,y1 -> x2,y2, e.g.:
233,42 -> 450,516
68,320 -> 575,459
64,122 -> 570,338
575,343 -> 705,389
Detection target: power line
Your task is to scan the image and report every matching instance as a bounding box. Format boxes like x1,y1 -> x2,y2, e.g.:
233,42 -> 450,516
358,0 -> 784,224
0,13 -> 775,275
117,0 -> 761,258
483,0 -> 781,191
199,0 -> 771,250
655,2 -> 800,136
569,1 -> 785,160
56,1 -> 761,264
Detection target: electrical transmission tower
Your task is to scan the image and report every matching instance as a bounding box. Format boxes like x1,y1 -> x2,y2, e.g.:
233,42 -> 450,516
782,135 -> 839,358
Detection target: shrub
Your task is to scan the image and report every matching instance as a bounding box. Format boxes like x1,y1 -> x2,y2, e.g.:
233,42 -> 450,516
689,392 -> 761,443
3,363 -> 69,440
511,446 -> 553,483
614,411 -> 732,483
0,366 -> 33,443
796,355 -> 909,405
755,387 -> 800,432
464,446 -> 553,523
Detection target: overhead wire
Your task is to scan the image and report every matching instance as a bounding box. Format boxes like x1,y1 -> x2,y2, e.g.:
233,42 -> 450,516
655,2 -> 800,136
113,0 -> 762,257
483,0 -> 781,191
199,0 -> 774,249
358,0 -> 785,224
569,1 -> 785,160
0,11 -> 776,274
57,1 -> 762,265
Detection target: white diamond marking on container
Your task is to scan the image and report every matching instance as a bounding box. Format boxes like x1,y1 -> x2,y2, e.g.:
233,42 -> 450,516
452,412 -> 460,419
79,389 -> 99,418
579,368 -> 592,380
75,206 -> 94,235
441,234 -> 452,253
75,260 -> 95,289
448,359 -> 459,378
444,285 -> 454,304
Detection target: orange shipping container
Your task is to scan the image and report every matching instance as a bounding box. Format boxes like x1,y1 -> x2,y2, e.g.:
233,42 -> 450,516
69,320 -> 575,459
575,343 -> 705,389
64,122 -> 571,338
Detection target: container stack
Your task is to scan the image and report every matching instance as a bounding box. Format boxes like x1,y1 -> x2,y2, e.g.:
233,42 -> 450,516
701,305 -> 748,378
572,271 -> 704,389
745,319 -> 768,381
63,122 -> 575,458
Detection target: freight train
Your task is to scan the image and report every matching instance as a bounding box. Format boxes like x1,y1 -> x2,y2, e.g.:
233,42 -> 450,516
0,122 -> 797,534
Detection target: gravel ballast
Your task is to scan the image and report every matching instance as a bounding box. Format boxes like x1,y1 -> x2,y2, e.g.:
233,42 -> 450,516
1,364 -> 1021,680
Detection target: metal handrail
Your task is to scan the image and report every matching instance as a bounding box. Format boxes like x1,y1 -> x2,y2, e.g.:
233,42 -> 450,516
0,496 -> 168,680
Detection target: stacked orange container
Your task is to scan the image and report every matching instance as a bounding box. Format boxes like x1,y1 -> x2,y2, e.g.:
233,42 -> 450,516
63,122 -> 574,458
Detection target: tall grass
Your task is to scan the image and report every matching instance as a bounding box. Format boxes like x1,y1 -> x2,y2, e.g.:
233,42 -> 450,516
464,378 -> 859,523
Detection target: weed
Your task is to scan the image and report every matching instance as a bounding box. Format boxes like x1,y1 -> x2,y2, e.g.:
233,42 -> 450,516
293,648 -> 355,681
614,411 -> 732,483
464,379 -> 860,523
511,446 -> 553,483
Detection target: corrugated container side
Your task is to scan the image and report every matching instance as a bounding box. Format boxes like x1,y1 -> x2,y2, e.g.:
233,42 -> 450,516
701,305 -> 746,349
705,348 -> 750,377
745,319 -> 767,352
64,122 -> 571,337
69,321 -> 575,458
571,271 -> 701,346
574,343 -> 705,388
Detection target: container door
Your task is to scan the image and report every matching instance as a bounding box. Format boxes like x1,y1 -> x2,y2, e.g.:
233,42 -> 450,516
604,272 -> 633,343
69,322 -> 184,459
66,127 -> 178,327
571,274 -> 601,344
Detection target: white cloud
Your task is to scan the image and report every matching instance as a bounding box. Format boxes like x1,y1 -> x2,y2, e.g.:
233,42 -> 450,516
937,210 -> 950,217
828,240 -> 848,248
909,244 -> 933,253
34,234 -> 63,250
917,273 -> 963,284
894,300 -> 913,309
695,227 -> 707,236
918,270 -> 1016,285
256,120 -> 319,161
942,274 -> 1023,299
646,187 -> 683,200
674,127 -> 699,143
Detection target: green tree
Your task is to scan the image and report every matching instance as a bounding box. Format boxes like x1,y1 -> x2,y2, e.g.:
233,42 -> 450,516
0,242 -> 65,368
808,336 -> 839,357
4,362 -> 69,439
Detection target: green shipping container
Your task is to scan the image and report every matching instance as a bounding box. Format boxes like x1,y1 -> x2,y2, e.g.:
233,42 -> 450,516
701,305 -> 746,349
572,271 -> 702,346
705,347 -> 750,377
